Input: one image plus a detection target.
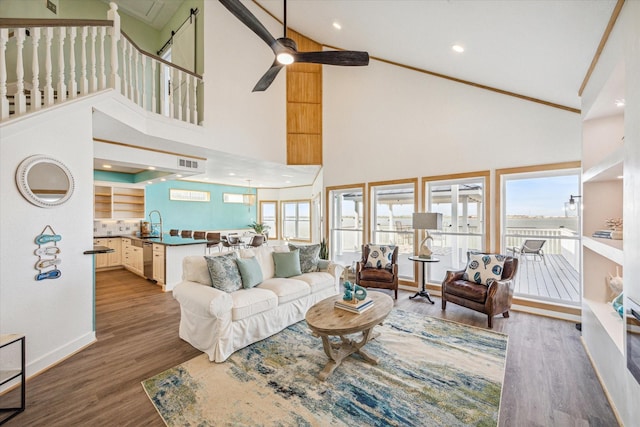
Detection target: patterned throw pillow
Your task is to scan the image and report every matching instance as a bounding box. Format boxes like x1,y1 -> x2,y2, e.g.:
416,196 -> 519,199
205,253 -> 243,293
463,253 -> 506,286
365,244 -> 395,269
289,243 -> 320,273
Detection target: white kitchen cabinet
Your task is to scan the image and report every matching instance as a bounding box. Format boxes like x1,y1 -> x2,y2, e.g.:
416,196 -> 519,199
153,243 -> 165,284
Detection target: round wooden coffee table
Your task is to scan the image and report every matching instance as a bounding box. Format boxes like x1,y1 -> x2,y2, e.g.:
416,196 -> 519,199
305,292 -> 394,381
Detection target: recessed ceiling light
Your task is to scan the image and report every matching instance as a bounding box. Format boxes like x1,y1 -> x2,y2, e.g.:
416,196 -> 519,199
160,178 -> 166,181
615,99 -> 625,107
102,164 -> 112,169
282,174 -> 293,178
147,181 -> 153,184
285,180 -> 291,184
617,175 -> 623,179
452,44 -> 465,53
229,172 -> 236,176
148,166 -> 156,170
176,174 -> 183,178
332,21 -> 342,30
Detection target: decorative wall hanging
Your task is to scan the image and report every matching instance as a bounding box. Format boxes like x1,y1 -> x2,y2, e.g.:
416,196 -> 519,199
34,225 -> 62,280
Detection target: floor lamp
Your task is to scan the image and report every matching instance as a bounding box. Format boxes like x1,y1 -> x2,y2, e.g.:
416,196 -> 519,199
412,212 -> 443,259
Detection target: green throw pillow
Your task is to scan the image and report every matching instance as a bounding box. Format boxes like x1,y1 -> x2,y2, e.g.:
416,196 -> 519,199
273,250 -> 302,278
236,256 -> 264,289
289,243 -> 320,273
205,253 -> 243,293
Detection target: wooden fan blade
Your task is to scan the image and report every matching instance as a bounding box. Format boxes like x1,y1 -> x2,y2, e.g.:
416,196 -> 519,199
219,0 -> 277,50
253,62 -> 285,92
294,50 -> 370,66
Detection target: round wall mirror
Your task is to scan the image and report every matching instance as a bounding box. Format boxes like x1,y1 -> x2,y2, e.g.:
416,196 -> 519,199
16,155 -> 75,208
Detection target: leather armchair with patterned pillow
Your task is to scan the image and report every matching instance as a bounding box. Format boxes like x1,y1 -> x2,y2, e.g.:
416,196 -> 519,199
356,244 -> 399,299
441,252 -> 518,328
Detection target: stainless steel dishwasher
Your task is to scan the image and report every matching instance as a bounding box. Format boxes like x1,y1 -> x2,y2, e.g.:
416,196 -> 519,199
143,241 -> 154,280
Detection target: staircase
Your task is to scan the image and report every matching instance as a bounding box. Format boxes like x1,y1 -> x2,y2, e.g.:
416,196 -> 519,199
0,3 -> 203,125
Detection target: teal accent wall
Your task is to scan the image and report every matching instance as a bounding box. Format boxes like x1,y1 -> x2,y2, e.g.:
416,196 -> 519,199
145,181 -> 256,231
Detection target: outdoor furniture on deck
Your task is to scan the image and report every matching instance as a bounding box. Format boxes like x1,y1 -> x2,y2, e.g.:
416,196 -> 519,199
508,239 -> 546,264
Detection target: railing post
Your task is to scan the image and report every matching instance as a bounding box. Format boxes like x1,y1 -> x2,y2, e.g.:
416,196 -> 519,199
184,73 -> 191,124
141,55 -> 147,110
68,27 -> 78,99
14,28 -> 27,115
107,2 -> 121,92
80,26 -> 89,95
192,76 -> 199,125
98,27 -> 106,90
57,26 -> 67,102
31,27 -> 42,111
0,28 -> 9,120
43,27 -> 54,107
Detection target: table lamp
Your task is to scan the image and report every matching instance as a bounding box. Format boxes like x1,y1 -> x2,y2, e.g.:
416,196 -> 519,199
412,212 -> 443,259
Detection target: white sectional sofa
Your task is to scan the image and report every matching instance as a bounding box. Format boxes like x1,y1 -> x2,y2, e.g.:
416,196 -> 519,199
173,244 -> 344,362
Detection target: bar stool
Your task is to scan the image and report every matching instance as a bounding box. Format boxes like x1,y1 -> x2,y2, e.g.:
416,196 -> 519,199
181,230 -> 193,238
193,231 -> 207,240
169,229 -> 179,236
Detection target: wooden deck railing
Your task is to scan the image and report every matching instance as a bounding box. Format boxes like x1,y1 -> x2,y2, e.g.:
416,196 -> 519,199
0,2 -> 202,124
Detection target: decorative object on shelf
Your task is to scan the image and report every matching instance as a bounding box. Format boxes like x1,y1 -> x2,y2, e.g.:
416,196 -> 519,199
412,212 -> 443,259
606,267 -> 623,302
604,218 -> 623,231
612,293 -> 624,318
342,281 -> 367,302
592,229 -> 622,240
34,225 -> 61,281
15,154 -> 75,208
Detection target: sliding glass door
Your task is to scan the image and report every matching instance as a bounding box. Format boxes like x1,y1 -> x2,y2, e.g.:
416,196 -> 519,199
328,186 -> 365,268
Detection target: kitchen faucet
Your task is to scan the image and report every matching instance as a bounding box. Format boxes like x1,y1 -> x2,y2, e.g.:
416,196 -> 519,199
149,210 -> 163,238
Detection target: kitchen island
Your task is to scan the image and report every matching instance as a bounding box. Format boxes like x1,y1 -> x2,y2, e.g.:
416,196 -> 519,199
94,235 -> 208,292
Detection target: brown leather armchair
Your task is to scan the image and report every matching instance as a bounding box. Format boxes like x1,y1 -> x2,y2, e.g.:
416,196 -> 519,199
441,253 -> 518,328
356,244 -> 399,299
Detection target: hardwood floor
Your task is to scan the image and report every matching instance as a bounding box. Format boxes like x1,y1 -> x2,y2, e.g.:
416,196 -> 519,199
1,269 -> 618,426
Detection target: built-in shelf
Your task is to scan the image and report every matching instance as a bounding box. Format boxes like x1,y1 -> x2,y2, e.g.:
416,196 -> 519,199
582,146 -> 624,183
582,236 -> 623,265
94,185 -> 145,219
584,298 -> 624,355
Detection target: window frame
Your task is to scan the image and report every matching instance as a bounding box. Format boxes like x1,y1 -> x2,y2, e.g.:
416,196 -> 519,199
280,199 -> 312,242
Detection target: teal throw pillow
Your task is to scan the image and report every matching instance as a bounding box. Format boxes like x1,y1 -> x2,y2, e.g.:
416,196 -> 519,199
205,253 -> 243,293
236,256 -> 264,289
289,243 -> 320,273
273,250 -> 302,278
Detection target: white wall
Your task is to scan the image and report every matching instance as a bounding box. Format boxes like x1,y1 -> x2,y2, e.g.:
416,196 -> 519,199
202,1 -> 287,164
323,59 -> 582,186
0,100 -> 96,381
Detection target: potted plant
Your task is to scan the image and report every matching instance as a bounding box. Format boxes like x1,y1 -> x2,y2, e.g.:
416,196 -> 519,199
319,238 -> 329,260
248,221 -> 270,235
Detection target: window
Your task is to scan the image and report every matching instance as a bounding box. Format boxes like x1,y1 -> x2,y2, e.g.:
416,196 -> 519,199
423,172 -> 489,283
498,165 -> 581,305
327,185 -> 365,267
281,201 -> 311,241
369,180 -> 417,282
259,201 -> 277,240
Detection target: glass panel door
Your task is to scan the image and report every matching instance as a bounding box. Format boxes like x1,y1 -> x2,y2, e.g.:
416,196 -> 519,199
259,201 -> 277,241
502,170 -> 581,304
328,187 -> 364,269
425,177 -> 487,283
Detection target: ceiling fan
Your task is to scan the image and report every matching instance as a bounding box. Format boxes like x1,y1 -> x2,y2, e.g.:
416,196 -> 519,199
219,0 -> 370,92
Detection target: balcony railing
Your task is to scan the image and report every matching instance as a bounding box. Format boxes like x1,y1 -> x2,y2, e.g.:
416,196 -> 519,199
0,2 -> 202,125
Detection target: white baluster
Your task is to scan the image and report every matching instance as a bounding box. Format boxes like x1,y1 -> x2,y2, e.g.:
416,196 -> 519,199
98,27 -> 106,90
107,2 -> 120,91
79,27 -> 88,95
141,54 -> 147,110
121,40 -> 128,98
89,27 -> 97,92
68,27 -> 77,99
57,26 -> 67,102
127,40 -> 133,100
134,50 -> 140,104
43,27 -> 54,107
14,28 -> 27,115
192,76 -> 199,125
151,59 -> 157,113
31,28 -> 41,112
184,73 -> 191,124
168,66 -> 175,119
0,28 -> 9,120
176,69 -> 182,121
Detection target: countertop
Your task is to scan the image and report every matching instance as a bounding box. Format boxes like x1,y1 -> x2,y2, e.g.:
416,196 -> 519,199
93,235 -> 210,247
84,245 -> 116,255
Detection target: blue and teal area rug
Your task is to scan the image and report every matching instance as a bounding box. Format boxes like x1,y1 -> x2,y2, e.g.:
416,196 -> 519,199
142,310 -> 508,426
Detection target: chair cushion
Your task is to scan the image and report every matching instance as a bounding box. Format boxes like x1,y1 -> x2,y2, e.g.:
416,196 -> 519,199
273,250 -> 302,278
463,253 -> 506,285
236,256 -> 263,289
205,253 -> 243,293
365,244 -> 395,269
359,268 -> 394,283
445,279 -> 488,303
289,243 -> 320,273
